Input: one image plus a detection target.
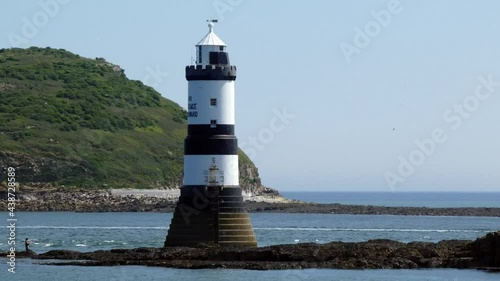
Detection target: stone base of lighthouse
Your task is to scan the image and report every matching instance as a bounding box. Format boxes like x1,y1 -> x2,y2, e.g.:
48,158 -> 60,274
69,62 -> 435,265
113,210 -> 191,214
164,185 -> 257,247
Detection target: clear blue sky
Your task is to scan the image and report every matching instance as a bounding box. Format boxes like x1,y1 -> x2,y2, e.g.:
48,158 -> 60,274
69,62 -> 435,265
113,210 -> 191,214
2,0 -> 500,192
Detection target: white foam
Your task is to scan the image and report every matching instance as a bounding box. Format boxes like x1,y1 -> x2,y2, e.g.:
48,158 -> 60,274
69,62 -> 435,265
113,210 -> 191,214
75,244 -> 87,247
253,227 -> 488,233
44,243 -> 53,247
103,240 -> 115,243
14,226 -> 168,230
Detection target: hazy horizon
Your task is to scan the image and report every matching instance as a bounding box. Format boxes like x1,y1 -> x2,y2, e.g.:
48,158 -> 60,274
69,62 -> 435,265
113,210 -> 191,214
2,0 -> 500,192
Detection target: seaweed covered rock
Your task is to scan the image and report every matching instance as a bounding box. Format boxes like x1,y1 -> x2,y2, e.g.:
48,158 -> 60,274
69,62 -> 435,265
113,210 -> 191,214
471,231 -> 500,267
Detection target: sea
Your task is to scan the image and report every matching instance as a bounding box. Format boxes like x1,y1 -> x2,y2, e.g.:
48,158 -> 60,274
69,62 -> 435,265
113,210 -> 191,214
1,192 -> 500,281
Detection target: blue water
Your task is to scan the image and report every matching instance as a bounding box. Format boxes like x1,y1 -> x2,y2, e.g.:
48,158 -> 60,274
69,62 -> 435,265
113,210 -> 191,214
281,192 -> 500,207
6,263 -> 500,281
1,192 -> 499,280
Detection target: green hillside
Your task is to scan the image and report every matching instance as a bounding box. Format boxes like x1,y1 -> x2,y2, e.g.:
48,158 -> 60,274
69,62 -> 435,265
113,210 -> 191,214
0,47 -> 255,189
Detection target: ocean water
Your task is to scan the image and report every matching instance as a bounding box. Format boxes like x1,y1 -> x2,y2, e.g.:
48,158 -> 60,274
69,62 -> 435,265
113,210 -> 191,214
1,192 -> 500,280
281,192 -> 500,207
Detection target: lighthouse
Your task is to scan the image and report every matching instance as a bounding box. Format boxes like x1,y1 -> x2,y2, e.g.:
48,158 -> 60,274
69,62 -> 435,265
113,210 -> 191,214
164,21 -> 257,247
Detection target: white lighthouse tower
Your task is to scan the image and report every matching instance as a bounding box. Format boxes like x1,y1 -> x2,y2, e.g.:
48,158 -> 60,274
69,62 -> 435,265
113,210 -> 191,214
165,21 -> 257,247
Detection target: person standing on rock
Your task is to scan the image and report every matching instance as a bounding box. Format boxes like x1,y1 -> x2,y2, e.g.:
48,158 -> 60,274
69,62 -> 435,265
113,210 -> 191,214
25,238 -> 30,252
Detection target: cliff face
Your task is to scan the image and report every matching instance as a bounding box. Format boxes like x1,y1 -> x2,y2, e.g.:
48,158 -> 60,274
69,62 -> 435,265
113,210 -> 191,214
0,47 -> 275,195
239,163 -> 278,196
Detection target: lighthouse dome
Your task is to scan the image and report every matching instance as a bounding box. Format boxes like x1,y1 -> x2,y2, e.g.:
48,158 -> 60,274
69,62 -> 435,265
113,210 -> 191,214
196,22 -> 226,46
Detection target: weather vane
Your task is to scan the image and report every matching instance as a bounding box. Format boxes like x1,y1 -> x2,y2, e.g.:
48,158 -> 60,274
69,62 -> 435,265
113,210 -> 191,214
207,19 -> 218,32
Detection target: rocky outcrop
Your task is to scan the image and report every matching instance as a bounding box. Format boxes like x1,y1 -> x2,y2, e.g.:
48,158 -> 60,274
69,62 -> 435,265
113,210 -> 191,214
471,231 -> 500,267
239,163 -> 279,197
243,202 -> 500,216
25,232 -> 500,270
0,250 -> 36,258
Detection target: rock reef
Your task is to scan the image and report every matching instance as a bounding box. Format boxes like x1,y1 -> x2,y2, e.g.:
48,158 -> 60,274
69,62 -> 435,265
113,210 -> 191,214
244,202 -> 500,217
11,232 -> 498,270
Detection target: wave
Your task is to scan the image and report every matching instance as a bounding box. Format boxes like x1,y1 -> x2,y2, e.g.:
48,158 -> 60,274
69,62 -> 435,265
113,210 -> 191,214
103,240 -> 115,243
44,243 -> 53,247
253,227 -> 489,233
13,226 -> 168,230
75,244 -> 87,247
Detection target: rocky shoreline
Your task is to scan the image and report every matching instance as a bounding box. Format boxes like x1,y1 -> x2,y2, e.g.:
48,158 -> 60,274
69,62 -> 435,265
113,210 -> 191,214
244,202 -> 500,217
1,187 -> 500,216
4,232 -> 500,271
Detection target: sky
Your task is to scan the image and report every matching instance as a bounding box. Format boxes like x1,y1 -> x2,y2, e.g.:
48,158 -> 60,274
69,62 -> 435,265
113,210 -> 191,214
1,0 -> 500,192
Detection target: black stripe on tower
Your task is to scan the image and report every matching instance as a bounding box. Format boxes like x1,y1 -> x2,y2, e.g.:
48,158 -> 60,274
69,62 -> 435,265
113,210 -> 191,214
184,136 -> 238,155
188,125 -> 234,136
179,185 -> 245,212
180,185 -> 242,197
186,65 -> 237,81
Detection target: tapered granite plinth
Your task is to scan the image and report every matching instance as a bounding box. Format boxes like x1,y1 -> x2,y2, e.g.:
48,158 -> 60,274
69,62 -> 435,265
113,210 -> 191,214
164,186 -> 257,247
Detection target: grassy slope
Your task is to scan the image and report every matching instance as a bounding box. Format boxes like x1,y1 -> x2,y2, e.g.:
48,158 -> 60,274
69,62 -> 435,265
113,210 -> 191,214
0,47 -> 253,188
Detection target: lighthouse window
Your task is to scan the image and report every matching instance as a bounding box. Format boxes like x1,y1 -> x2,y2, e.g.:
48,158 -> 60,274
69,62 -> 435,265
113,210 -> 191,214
218,52 -> 229,65
210,98 -> 217,107
209,52 -> 229,65
209,52 -> 219,65
219,46 -> 224,51
210,119 -> 217,128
